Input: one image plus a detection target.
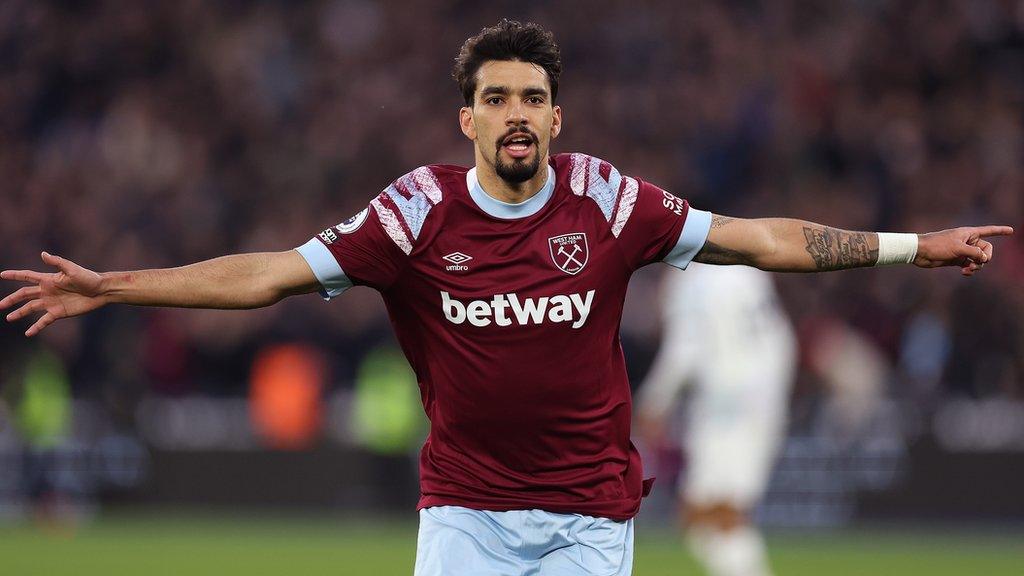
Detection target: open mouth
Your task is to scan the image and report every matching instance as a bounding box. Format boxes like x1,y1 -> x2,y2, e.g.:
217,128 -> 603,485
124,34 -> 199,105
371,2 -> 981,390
501,133 -> 536,159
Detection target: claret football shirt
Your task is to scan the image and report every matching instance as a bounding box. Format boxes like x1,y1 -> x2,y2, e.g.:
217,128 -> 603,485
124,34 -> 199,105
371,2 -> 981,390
297,153 -> 711,520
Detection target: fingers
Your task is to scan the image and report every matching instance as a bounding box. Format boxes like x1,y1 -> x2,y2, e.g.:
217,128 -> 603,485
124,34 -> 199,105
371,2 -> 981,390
25,312 -> 57,338
973,225 -> 1014,238
0,269 -> 47,284
959,252 -> 981,275
41,251 -> 72,273
6,299 -> 44,322
957,243 -> 987,263
0,285 -> 41,310
978,239 -> 993,263
0,252 -> 72,283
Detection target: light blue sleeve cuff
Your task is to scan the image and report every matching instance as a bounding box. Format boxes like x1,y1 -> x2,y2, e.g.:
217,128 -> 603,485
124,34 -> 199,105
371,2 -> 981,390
663,208 -> 712,270
295,238 -> 353,300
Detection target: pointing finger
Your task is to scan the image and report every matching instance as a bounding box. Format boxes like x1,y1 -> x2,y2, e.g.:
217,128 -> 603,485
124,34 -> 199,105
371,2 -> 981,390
0,286 -> 42,310
0,270 -> 47,284
973,225 -> 1014,238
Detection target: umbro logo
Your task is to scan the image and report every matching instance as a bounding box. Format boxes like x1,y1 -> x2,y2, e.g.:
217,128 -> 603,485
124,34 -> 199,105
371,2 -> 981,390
443,251 -> 472,272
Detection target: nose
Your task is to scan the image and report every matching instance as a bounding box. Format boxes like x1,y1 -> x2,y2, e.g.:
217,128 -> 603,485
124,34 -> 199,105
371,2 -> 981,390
505,101 -> 528,126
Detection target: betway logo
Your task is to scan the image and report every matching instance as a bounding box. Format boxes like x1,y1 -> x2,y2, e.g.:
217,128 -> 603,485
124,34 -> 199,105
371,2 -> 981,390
441,290 -> 595,329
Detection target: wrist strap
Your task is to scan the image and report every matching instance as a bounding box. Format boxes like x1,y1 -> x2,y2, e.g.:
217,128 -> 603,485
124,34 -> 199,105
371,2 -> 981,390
876,232 -> 918,265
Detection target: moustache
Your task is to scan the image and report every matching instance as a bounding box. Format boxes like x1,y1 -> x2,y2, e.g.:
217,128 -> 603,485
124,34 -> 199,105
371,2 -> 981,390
497,129 -> 540,148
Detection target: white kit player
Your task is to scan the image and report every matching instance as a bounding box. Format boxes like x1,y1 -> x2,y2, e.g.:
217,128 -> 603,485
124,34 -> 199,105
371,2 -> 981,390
637,264 -> 796,576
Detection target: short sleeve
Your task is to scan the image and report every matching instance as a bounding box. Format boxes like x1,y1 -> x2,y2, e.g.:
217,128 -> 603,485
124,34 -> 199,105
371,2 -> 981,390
563,153 -> 710,271
616,180 -> 704,269
612,179 -> 711,270
296,203 -> 407,299
296,166 -> 445,298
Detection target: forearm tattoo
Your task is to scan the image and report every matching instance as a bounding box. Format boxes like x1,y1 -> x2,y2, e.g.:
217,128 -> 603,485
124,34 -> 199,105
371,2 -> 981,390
711,215 -> 735,229
696,216 -> 749,265
802,227 -> 878,270
694,240 -> 751,265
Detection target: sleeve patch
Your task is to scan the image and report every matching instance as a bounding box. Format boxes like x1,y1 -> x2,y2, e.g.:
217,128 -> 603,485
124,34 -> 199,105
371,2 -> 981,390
569,153 -> 622,222
371,196 -> 414,255
610,177 -> 638,238
407,166 -> 443,205
570,153 -> 641,237
383,184 -> 433,241
371,166 -> 444,254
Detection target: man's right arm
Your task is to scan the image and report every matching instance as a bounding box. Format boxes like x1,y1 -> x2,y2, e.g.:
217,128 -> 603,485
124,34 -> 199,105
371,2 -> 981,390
1,250 -> 321,337
102,251 -> 320,308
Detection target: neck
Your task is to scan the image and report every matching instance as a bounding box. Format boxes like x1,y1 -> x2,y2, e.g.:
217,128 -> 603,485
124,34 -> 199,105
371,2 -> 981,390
474,153 -> 550,204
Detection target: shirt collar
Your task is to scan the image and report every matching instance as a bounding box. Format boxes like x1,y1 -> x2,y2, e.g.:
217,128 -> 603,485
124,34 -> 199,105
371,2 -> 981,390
465,164 -> 556,220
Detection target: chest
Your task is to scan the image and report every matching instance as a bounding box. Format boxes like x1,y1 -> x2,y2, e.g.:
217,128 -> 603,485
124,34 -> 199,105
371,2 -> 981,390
409,201 -> 626,297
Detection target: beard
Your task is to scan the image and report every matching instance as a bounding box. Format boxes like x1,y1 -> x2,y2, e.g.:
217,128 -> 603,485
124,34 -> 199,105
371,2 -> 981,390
494,129 -> 542,184
495,151 -> 543,184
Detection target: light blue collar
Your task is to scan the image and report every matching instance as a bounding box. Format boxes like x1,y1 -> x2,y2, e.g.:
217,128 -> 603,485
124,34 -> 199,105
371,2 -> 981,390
466,165 -> 556,220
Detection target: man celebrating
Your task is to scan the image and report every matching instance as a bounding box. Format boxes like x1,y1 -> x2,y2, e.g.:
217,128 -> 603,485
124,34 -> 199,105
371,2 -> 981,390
0,20 -> 1012,575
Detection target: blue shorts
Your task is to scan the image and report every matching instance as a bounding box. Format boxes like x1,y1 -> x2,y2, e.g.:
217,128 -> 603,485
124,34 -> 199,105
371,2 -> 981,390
414,506 -> 634,576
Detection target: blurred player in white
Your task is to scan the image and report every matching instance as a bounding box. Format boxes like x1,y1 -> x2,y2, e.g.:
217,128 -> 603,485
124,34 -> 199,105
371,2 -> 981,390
637,263 -> 796,576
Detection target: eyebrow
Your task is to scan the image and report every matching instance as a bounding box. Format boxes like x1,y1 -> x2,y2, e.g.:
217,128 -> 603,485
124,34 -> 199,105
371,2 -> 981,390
478,85 -> 550,98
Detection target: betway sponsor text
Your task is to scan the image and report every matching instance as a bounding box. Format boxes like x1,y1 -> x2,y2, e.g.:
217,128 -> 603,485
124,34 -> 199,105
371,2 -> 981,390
441,290 -> 595,329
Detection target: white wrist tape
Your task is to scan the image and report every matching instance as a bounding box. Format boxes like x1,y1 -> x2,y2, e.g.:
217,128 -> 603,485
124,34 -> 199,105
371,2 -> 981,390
876,232 -> 918,265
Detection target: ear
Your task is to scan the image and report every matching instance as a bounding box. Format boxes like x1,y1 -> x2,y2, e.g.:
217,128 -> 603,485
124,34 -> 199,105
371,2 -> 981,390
459,106 -> 476,140
550,105 -> 562,140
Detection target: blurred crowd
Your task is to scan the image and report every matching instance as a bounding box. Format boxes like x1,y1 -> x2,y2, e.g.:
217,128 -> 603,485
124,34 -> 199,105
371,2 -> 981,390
1,0 -> 1022,423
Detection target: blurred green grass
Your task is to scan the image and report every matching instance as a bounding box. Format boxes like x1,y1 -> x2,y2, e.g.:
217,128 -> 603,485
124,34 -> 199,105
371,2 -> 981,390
0,512 -> 1020,575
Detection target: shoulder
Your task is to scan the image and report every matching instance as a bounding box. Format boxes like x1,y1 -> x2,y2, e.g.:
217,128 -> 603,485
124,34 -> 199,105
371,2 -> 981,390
379,164 -> 468,206
552,152 -> 641,238
423,163 -> 472,191
551,152 -> 623,189
369,164 -> 468,255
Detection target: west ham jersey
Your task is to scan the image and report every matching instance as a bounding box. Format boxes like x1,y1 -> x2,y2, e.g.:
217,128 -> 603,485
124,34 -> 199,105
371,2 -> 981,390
297,153 -> 711,520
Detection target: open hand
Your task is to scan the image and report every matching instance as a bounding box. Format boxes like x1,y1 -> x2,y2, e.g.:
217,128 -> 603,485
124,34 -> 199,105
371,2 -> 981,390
914,226 -> 1014,277
1,252 -> 107,337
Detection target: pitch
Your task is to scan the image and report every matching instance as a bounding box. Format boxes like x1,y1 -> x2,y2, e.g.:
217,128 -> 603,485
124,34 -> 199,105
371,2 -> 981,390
1,512 -> 1021,575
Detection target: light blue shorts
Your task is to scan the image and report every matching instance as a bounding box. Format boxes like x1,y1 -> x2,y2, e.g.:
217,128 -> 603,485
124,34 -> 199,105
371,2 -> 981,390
414,506 -> 634,576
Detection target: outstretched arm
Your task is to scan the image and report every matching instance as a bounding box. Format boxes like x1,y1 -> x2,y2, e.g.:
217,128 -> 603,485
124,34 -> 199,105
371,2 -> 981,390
1,250 -> 320,337
695,215 -> 1013,275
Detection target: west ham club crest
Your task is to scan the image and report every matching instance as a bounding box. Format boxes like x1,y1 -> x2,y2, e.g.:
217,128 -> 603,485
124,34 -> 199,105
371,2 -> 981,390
549,233 -> 589,275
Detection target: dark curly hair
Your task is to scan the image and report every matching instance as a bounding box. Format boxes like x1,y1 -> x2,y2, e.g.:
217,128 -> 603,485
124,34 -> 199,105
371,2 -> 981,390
453,19 -> 562,106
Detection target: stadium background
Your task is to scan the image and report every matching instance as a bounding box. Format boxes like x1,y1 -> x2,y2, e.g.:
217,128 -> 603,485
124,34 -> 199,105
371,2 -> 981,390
0,0 -> 1021,574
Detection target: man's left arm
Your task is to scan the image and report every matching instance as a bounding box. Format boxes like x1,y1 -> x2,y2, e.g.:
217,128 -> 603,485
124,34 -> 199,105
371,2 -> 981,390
696,215 -> 1014,276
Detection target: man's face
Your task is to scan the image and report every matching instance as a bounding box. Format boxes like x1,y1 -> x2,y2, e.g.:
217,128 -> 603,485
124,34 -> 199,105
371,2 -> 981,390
460,60 -> 562,184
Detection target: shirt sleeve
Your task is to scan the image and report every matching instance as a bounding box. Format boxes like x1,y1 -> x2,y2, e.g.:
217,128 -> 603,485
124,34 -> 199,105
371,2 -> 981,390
564,153 -> 710,271
296,165 -> 445,299
616,178 -> 712,270
295,202 -> 407,299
